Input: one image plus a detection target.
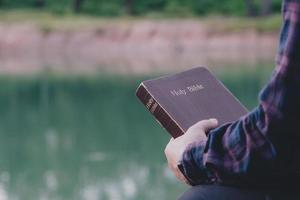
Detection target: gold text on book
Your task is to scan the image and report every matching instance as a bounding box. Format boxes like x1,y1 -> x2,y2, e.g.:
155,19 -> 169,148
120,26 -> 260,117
170,84 -> 204,96
146,97 -> 158,113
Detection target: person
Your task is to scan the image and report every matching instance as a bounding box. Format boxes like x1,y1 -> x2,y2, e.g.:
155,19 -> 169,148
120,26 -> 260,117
165,0 -> 300,199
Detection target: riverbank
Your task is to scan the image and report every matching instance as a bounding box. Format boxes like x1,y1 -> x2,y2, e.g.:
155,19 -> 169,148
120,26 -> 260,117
0,10 -> 280,75
0,10 -> 282,32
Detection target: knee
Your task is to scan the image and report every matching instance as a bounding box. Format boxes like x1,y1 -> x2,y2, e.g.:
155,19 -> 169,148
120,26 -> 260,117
177,185 -> 210,200
177,185 -> 267,200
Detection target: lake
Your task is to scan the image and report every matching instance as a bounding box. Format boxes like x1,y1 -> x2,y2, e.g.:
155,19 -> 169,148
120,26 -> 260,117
0,65 -> 273,200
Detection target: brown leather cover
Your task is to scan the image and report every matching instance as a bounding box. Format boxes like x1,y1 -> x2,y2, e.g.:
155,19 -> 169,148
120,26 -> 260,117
136,67 -> 248,138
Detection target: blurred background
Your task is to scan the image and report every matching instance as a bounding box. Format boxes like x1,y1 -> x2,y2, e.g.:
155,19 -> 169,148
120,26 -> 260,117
0,0 -> 281,199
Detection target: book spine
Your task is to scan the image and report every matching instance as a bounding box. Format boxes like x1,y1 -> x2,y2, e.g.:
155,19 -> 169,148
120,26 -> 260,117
136,84 -> 184,138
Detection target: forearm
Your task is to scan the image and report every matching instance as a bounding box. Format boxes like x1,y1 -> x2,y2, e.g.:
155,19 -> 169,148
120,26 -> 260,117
181,0 -> 300,184
180,105 -> 274,184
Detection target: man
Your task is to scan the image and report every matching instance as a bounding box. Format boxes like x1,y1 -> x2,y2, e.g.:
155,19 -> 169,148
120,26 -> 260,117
165,0 -> 300,199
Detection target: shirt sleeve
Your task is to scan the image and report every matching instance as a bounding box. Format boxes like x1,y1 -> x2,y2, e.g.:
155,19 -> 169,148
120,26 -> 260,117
180,0 -> 300,186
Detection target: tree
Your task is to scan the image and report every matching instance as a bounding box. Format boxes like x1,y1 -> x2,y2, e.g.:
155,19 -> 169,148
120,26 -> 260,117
261,0 -> 272,16
124,0 -> 134,15
74,0 -> 85,13
244,0 -> 257,17
34,0 -> 46,8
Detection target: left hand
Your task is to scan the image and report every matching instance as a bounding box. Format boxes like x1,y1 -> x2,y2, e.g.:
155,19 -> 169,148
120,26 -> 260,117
164,118 -> 218,185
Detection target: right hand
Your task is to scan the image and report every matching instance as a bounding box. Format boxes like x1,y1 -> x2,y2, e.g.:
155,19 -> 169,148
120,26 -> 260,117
164,118 -> 219,184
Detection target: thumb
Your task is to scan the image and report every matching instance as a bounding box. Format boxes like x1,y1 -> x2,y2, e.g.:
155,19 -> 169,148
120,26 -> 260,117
198,118 -> 218,132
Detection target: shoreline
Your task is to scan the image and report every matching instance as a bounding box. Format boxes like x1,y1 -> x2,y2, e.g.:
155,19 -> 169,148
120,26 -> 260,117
0,14 -> 279,75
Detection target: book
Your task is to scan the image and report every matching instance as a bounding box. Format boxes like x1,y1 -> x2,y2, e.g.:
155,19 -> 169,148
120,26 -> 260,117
136,67 -> 248,138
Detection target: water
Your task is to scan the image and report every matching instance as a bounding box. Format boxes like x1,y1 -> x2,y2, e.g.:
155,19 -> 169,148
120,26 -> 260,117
0,66 -> 272,200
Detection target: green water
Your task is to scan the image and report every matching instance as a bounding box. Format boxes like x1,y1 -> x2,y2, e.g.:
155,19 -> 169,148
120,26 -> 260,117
0,68 -> 272,200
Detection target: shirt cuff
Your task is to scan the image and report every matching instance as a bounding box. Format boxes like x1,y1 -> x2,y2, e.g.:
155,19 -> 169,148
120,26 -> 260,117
179,141 -> 212,185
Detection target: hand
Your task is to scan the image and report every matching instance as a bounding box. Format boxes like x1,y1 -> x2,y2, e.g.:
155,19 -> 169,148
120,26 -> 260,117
164,118 -> 218,185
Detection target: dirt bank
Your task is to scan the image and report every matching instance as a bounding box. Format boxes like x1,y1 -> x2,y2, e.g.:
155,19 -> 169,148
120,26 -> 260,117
0,20 -> 278,75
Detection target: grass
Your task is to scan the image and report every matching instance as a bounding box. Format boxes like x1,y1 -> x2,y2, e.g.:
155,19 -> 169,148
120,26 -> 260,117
0,9 -> 282,33
203,14 -> 282,33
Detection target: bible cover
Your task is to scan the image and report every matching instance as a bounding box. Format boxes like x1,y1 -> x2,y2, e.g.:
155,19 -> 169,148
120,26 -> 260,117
136,67 -> 248,138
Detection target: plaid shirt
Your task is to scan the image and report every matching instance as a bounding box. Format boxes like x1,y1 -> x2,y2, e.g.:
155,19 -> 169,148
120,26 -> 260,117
181,0 -> 300,187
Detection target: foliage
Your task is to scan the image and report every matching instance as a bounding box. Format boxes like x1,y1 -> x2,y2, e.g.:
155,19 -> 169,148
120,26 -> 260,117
0,0 -> 282,17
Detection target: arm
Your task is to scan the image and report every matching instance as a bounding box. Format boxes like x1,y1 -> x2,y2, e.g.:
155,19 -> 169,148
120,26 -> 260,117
180,0 -> 300,185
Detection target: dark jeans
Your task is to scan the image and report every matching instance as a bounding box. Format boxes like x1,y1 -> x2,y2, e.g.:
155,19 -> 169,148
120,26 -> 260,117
178,185 -> 300,200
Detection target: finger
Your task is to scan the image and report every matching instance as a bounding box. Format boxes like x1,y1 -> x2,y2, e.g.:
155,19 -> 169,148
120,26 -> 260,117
167,138 -> 174,146
164,138 -> 174,155
197,118 -> 218,132
174,167 -> 190,185
169,162 -> 186,183
202,118 -> 218,132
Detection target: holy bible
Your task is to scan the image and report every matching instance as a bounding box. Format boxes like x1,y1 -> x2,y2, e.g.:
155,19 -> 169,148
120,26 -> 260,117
136,67 -> 248,138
